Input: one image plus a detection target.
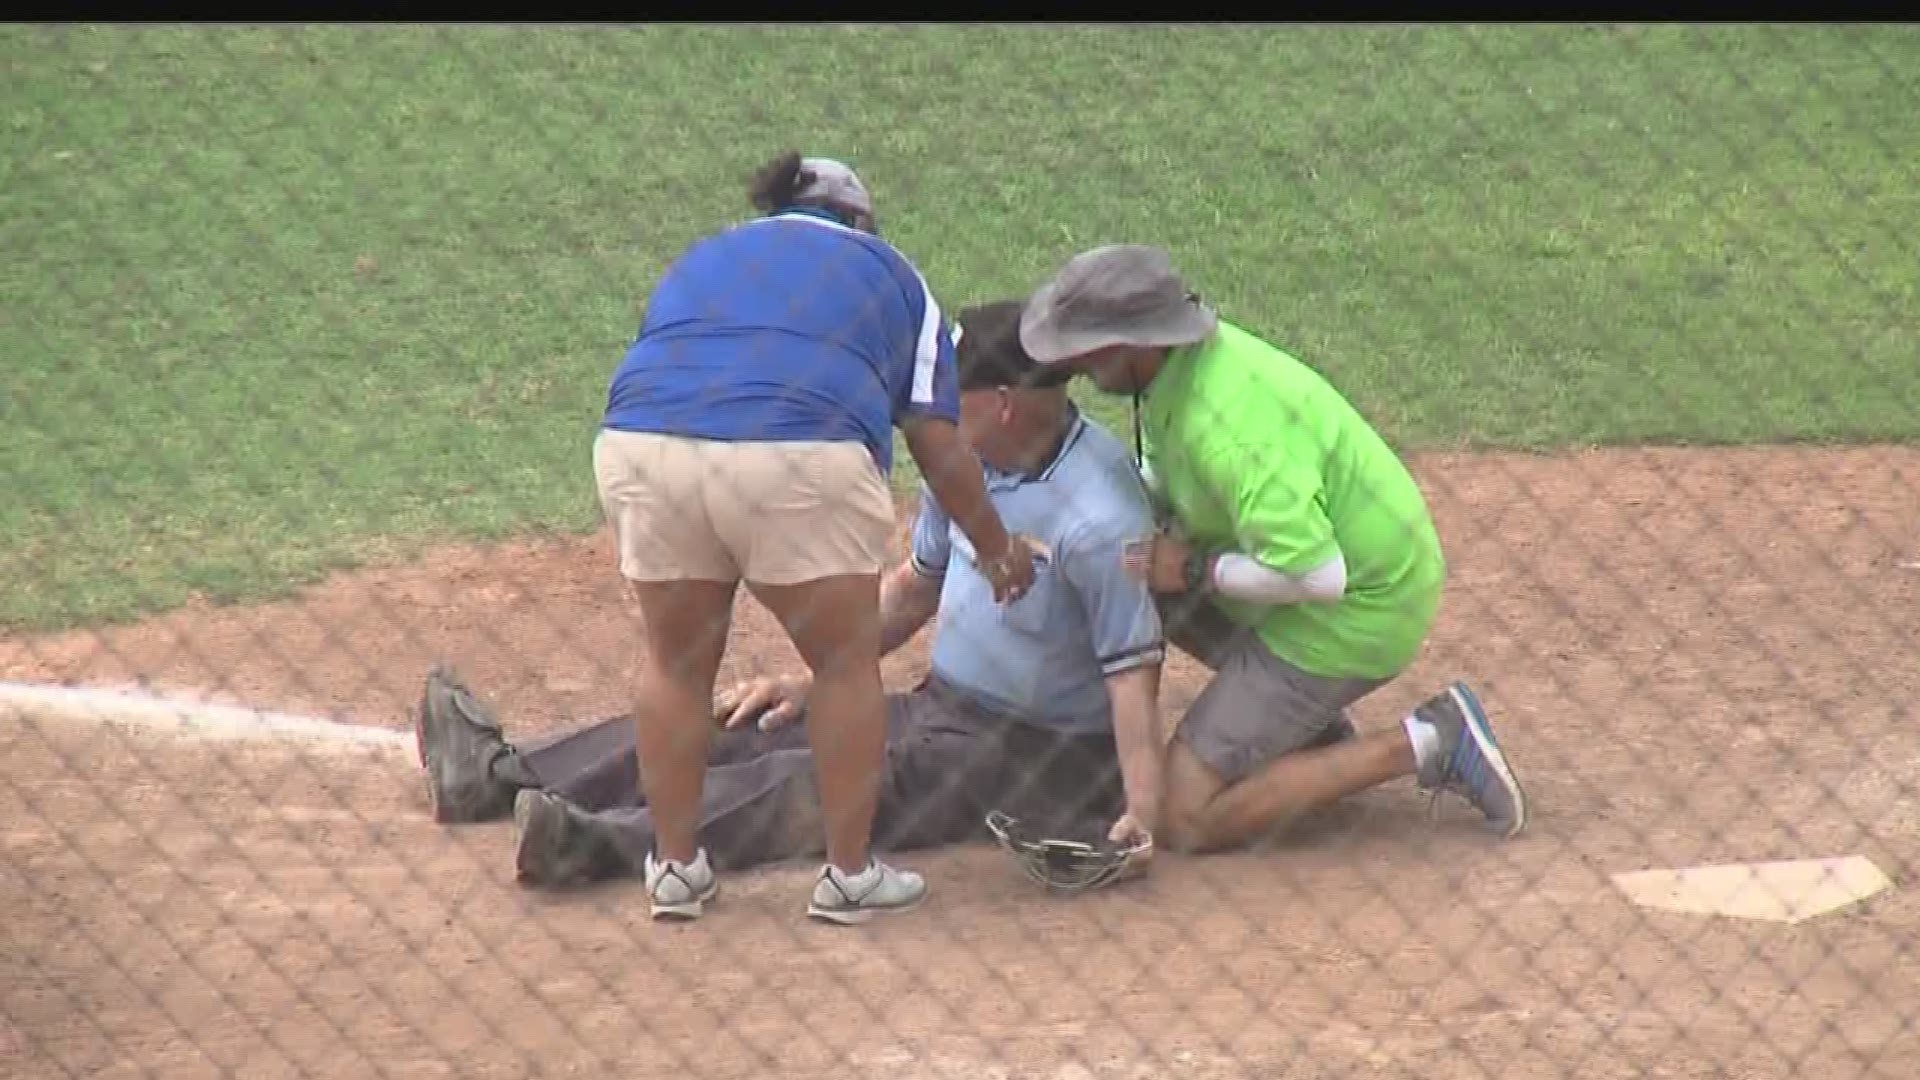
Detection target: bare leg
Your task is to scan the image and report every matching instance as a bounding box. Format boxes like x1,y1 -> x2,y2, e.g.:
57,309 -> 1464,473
625,578 -> 737,865
1162,731 -> 1417,855
748,573 -> 885,875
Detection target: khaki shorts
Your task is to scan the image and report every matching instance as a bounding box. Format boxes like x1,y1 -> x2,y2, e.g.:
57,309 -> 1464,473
593,429 -> 894,585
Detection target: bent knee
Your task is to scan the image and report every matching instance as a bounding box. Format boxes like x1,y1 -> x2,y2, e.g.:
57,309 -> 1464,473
1160,743 -> 1224,835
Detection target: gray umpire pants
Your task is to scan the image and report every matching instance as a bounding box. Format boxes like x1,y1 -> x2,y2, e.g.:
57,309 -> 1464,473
511,675 -> 1126,876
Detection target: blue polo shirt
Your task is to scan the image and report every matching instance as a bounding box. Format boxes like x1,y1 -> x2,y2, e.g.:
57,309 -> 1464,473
602,209 -> 960,474
910,408 -> 1165,735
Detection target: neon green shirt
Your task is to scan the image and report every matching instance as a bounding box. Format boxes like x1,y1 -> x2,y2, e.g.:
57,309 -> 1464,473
1141,321 -> 1446,680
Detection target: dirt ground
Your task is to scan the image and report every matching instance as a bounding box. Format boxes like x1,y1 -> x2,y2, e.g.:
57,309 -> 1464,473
5,446 -> 1919,1079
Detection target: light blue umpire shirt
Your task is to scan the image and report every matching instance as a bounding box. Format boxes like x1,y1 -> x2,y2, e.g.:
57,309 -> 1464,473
910,406 -> 1166,736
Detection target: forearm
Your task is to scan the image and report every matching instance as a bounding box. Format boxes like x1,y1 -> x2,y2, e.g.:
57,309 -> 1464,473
1105,665 -> 1166,829
1206,550 -> 1347,605
877,560 -> 941,658
902,417 -> 1013,564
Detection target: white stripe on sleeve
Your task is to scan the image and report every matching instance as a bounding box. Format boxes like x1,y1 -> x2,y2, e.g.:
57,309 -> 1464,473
910,266 -> 941,405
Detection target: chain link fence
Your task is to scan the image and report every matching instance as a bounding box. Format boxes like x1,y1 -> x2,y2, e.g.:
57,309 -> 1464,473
4,24 -> 1917,1080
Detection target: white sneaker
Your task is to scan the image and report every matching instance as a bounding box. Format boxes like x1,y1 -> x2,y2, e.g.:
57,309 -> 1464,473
644,848 -> 718,921
806,859 -> 927,925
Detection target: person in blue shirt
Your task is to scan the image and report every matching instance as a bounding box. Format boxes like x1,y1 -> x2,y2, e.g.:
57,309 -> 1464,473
416,299 -> 1167,911
590,152 -> 1037,924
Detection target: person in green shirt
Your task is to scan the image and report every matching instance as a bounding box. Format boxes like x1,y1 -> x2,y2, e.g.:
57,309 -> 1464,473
1019,244 -> 1527,854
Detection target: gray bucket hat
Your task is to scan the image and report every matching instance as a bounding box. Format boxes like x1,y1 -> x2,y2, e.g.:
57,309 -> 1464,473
794,156 -> 874,217
1019,244 -> 1218,365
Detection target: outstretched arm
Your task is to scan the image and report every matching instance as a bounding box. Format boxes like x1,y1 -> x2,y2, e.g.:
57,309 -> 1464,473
1059,520 -> 1170,842
902,416 -> 1030,600
889,266 -> 1029,602
878,557 -> 942,658
1103,662 -> 1164,843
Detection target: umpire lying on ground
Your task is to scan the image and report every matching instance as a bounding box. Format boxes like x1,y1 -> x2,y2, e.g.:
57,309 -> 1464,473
413,299 -> 1168,923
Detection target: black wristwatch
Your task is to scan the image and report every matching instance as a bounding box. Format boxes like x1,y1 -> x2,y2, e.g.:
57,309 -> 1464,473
1182,548 -> 1216,595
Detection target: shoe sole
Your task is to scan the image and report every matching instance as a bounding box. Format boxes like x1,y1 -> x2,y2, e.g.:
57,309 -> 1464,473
420,718 -> 471,825
806,891 -> 927,926
1449,682 -> 1527,840
420,669 -> 514,824
650,880 -> 720,921
416,664 -> 463,765
416,683 -> 446,819
513,789 -> 571,887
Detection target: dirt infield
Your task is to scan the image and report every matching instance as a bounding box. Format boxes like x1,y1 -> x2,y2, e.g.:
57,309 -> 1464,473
5,446 -> 1919,1079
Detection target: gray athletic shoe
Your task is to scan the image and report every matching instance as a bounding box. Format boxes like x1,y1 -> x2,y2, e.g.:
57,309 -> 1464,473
512,788 -> 613,889
416,665 -> 520,824
806,859 -> 927,925
1415,681 -> 1527,839
644,848 -> 720,921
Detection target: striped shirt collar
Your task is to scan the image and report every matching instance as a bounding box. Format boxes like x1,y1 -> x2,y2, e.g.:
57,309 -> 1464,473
983,406 -> 1088,489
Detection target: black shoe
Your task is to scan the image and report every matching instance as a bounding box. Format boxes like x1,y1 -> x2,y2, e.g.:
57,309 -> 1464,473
415,665 -> 520,824
513,789 -> 619,889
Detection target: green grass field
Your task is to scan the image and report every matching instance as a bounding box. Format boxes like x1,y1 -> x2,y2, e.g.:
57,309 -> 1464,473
4,24 -> 1917,631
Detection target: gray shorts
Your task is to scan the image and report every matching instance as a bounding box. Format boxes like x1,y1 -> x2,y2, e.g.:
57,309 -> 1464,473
1159,595 -> 1391,785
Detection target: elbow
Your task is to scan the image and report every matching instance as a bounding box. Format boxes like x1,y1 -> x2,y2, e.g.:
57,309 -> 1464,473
1307,578 -> 1345,605
904,426 -> 977,489
1301,551 -> 1347,603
